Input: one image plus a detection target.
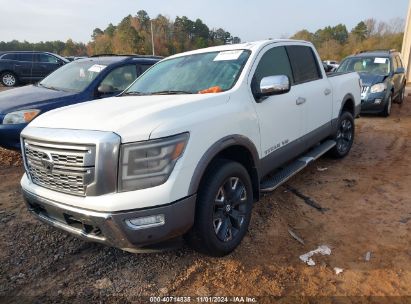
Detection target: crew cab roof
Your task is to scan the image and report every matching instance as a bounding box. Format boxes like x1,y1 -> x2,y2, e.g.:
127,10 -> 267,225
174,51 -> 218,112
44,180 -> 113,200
166,39 -> 313,59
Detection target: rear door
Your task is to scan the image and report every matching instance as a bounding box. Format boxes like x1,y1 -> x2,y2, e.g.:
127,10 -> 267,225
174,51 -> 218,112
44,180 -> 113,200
285,45 -> 333,136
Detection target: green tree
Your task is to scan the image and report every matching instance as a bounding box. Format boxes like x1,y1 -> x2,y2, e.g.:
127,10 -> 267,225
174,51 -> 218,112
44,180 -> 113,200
352,21 -> 368,41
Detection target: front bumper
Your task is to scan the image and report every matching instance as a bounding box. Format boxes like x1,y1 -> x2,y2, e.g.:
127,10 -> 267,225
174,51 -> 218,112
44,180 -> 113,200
22,189 -> 196,252
360,91 -> 388,114
0,123 -> 26,150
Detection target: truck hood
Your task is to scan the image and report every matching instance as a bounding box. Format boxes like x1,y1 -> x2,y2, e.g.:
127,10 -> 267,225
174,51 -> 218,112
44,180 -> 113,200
359,73 -> 388,86
28,94 -> 230,142
0,85 -> 75,114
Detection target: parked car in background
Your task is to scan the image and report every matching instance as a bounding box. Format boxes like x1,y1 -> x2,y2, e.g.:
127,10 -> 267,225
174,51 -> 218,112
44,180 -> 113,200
324,60 -> 339,69
0,51 -> 69,87
337,50 -> 406,116
322,62 -> 334,73
0,55 -> 160,149
65,56 -> 88,62
20,40 -> 360,256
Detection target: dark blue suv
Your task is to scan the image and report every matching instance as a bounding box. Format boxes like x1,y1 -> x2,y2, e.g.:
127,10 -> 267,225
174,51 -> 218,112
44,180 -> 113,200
0,55 -> 160,150
337,50 -> 406,117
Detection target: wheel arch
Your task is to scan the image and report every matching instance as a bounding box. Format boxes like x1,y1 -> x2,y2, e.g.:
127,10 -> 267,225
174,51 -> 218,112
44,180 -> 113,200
188,135 -> 261,202
340,93 -> 355,117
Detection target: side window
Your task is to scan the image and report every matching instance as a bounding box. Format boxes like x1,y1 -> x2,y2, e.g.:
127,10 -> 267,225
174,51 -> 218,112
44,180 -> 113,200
392,56 -> 399,71
139,64 -> 152,74
286,46 -> 322,84
252,46 -> 293,95
37,54 -> 59,63
1,53 -> 16,60
397,56 -> 404,68
100,65 -> 138,92
17,53 -> 34,62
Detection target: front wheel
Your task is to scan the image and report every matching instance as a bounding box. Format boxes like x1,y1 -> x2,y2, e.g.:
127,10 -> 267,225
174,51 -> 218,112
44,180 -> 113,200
382,95 -> 392,117
186,159 -> 253,256
1,72 -> 18,87
329,111 -> 355,159
396,86 -> 405,104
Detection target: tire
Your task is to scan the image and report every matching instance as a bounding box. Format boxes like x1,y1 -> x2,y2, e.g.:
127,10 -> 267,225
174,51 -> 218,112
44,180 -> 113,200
1,72 -> 18,87
329,111 -> 355,159
186,159 -> 253,257
395,86 -> 405,104
382,95 -> 392,117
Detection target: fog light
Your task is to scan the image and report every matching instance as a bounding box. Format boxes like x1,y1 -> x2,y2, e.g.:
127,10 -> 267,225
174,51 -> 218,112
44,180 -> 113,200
374,99 -> 382,104
125,214 -> 165,230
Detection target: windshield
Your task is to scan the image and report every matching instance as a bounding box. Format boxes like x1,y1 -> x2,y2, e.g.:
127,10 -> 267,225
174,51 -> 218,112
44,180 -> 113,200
337,56 -> 391,76
39,60 -> 108,92
124,50 -> 251,95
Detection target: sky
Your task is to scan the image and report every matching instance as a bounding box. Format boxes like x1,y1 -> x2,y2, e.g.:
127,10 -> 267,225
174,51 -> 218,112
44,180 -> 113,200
0,0 -> 409,43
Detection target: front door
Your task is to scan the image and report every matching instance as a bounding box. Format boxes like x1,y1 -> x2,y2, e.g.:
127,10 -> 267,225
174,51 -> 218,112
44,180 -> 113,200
249,45 -> 302,166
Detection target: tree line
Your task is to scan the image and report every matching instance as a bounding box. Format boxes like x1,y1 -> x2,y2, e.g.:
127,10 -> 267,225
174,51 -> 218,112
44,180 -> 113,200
291,18 -> 405,61
0,13 -> 405,61
0,10 -> 240,57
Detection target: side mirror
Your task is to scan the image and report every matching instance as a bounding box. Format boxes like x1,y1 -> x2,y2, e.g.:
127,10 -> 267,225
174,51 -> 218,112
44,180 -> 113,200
97,84 -> 115,95
259,75 -> 290,98
395,67 -> 405,74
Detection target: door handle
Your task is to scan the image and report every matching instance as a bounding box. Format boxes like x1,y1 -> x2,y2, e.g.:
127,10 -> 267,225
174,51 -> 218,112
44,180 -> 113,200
296,97 -> 306,105
324,88 -> 332,95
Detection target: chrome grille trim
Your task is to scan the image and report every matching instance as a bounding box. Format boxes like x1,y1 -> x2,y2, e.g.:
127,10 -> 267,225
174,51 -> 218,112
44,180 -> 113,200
24,140 -> 96,196
21,128 -> 121,197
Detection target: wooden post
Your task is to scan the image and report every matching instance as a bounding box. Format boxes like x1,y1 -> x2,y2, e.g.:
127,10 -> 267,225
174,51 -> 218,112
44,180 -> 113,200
402,0 -> 411,83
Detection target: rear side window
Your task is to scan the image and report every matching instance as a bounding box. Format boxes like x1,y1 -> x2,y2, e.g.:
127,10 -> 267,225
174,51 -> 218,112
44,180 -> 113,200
1,53 -> 16,60
37,53 -> 59,63
16,53 -> 34,62
286,46 -> 321,84
252,46 -> 294,93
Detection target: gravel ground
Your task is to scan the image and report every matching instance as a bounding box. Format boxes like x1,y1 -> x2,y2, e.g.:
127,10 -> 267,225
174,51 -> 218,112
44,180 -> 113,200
0,86 -> 411,303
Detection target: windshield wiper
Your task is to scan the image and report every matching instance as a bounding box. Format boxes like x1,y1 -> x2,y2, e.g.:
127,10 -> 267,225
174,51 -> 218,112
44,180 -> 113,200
37,83 -> 61,91
121,91 -> 145,96
148,90 -> 194,95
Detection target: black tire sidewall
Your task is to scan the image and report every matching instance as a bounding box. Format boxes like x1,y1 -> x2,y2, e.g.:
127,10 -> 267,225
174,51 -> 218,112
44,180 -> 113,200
192,160 -> 253,256
331,111 -> 355,158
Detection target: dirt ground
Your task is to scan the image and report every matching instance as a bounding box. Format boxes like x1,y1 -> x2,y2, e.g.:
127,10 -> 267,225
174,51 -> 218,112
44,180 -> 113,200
0,84 -> 411,303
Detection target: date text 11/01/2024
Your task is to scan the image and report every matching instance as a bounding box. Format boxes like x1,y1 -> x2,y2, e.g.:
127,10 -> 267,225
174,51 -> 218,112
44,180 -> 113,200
149,296 -> 258,303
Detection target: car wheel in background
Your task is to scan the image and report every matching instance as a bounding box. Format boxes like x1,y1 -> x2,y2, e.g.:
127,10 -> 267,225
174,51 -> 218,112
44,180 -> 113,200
186,159 -> 253,257
329,111 -> 355,159
395,86 -> 405,104
382,95 -> 392,117
1,72 -> 18,87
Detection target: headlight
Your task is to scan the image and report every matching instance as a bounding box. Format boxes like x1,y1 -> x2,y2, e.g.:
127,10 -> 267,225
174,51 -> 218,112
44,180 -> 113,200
370,83 -> 387,94
119,133 -> 189,192
3,109 -> 40,124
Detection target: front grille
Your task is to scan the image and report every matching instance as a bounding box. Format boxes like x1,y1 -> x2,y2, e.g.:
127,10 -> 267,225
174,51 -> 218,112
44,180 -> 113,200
23,140 -> 96,196
361,86 -> 369,99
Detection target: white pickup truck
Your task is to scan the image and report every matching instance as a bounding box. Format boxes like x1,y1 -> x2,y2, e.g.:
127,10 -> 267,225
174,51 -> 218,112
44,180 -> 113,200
20,40 -> 361,256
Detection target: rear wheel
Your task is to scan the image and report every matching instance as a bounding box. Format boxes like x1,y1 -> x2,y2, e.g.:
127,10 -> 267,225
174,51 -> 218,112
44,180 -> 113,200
186,159 -> 253,256
329,111 -> 355,159
1,72 -> 18,87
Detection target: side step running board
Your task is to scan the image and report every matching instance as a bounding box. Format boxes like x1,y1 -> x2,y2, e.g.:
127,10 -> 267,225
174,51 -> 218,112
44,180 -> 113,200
260,140 -> 336,193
